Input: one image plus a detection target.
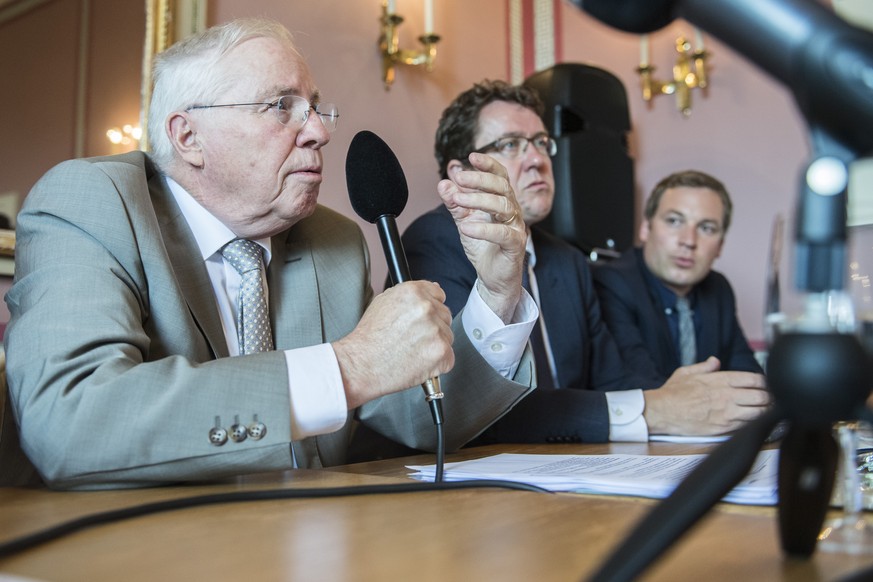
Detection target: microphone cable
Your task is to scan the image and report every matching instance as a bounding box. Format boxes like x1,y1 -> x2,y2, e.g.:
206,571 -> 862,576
427,392 -> 445,482
0,479 -> 549,558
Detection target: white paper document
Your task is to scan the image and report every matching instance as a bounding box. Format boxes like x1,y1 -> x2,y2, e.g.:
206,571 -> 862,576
649,434 -> 730,444
408,449 -> 778,505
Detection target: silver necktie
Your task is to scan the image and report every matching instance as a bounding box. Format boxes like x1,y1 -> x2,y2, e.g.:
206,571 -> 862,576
676,296 -> 696,366
221,239 -> 274,354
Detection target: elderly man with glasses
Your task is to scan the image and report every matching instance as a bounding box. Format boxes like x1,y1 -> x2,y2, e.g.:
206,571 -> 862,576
4,21 -> 539,489
392,80 -> 769,447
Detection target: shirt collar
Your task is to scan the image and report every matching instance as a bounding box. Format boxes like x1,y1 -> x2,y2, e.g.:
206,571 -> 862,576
525,230 -> 537,268
639,253 -> 695,310
165,176 -> 272,265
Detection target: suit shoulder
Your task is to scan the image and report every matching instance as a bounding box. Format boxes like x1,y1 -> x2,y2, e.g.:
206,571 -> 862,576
24,152 -> 157,223
403,205 -> 458,244
405,205 -> 453,231
531,227 -> 587,259
697,269 -> 735,296
294,204 -> 365,246
31,151 -> 150,191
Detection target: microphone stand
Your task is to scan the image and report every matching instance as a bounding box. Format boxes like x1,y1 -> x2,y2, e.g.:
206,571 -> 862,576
587,130 -> 873,582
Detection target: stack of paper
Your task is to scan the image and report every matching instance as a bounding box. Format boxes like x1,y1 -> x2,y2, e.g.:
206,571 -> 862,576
408,449 -> 778,505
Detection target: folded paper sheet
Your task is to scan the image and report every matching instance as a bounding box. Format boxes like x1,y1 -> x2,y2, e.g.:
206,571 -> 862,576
409,449 -> 778,505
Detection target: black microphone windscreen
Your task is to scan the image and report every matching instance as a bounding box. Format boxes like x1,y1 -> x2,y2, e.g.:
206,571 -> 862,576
346,130 -> 409,223
573,0 -> 678,34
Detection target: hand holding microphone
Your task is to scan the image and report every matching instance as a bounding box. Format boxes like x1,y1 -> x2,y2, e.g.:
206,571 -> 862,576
343,130 -> 446,410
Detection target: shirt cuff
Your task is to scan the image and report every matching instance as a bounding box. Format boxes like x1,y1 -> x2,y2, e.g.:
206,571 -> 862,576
284,344 -> 348,439
605,389 -> 649,442
461,280 -> 538,378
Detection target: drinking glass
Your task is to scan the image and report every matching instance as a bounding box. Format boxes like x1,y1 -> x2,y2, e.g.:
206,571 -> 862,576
817,420 -> 873,554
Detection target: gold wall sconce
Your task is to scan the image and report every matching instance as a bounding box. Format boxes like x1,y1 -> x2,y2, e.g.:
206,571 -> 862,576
379,0 -> 440,89
637,29 -> 710,117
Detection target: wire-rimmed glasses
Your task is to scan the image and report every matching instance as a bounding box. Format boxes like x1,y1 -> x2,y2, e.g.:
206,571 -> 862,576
473,133 -> 557,159
186,95 -> 339,132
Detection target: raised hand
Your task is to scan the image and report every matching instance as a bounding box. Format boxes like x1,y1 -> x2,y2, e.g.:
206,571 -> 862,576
438,152 -> 527,323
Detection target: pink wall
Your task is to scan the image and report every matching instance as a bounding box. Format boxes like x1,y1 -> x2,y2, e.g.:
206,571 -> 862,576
0,0 -> 145,329
3,0 -> 821,343
211,0 -> 808,342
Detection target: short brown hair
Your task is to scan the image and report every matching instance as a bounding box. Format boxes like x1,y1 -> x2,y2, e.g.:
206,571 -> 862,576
644,170 -> 733,234
434,80 -> 544,179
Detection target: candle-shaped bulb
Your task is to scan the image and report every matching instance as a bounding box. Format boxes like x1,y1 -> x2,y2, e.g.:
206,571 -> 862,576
424,0 -> 434,34
694,27 -> 705,51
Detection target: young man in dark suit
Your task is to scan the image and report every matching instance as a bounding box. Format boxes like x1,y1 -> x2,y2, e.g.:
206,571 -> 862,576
592,170 -> 763,381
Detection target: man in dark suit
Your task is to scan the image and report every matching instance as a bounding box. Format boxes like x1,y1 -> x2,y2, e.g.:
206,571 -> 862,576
2,20 -> 538,489
592,170 -> 763,382
401,80 -> 769,444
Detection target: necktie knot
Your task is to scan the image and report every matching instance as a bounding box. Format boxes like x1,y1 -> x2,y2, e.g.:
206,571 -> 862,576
221,239 -> 264,275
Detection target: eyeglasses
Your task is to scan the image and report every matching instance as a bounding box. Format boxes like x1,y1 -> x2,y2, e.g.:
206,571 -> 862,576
473,133 -> 557,159
186,95 -> 339,132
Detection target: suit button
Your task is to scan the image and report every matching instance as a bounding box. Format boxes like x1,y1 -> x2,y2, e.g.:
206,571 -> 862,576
248,415 -> 267,440
229,415 -> 247,442
209,427 -> 228,446
209,416 -> 227,446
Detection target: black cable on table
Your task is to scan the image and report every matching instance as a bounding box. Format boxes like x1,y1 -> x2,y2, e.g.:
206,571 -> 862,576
0,479 -> 549,558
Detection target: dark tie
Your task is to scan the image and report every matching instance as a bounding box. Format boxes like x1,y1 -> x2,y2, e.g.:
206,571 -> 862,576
523,253 -> 555,389
221,239 -> 274,354
676,296 -> 696,366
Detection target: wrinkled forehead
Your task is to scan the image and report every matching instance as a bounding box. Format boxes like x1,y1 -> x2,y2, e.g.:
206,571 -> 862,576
216,36 -> 319,102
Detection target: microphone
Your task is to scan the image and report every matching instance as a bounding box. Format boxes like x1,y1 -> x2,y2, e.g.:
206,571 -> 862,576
345,130 -> 445,413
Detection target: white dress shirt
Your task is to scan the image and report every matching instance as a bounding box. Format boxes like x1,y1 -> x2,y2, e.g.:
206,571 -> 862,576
167,177 -> 537,440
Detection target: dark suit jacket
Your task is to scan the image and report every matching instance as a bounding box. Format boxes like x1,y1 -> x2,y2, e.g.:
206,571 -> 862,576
3,152 -> 534,489
401,206 -> 660,444
591,248 -> 763,381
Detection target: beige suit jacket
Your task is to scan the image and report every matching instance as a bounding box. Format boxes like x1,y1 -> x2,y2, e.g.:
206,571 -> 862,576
3,151 -> 533,489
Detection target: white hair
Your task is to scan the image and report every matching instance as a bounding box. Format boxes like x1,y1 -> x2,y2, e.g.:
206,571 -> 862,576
147,18 -> 301,171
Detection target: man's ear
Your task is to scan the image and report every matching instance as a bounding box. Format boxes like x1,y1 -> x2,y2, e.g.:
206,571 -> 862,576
166,112 -> 203,167
446,159 -> 466,181
638,218 -> 651,243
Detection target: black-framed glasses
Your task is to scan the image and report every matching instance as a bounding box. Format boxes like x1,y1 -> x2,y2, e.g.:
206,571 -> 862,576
186,95 -> 339,132
473,133 -> 557,159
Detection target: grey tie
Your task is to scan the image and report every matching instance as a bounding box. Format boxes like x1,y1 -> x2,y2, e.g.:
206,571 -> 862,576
523,252 -> 555,389
221,239 -> 274,354
676,296 -> 696,366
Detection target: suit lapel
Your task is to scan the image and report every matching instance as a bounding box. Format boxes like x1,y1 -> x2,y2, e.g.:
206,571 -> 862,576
530,233 -> 583,387
631,251 -> 679,369
149,173 -> 229,358
268,230 -> 324,350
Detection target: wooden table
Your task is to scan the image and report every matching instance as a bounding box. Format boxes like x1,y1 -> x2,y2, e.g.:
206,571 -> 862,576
1,442 -> 871,581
